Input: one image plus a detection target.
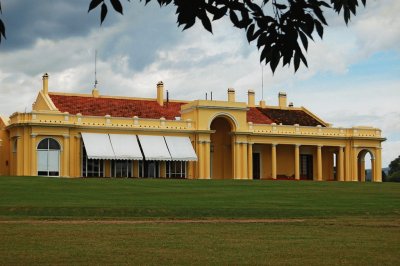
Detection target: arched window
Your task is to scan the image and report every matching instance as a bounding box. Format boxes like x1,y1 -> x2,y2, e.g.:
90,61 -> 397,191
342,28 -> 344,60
37,138 -> 61,177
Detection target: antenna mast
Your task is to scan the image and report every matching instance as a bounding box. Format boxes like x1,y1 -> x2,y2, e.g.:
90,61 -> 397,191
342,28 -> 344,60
261,65 -> 264,100
94,50 -> 98,88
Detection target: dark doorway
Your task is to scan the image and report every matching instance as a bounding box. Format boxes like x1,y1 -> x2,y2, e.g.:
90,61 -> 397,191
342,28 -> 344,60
210,116 -> 233,179
300,155 -> 313,180
253,153 -> 261,180
139,161 -> 160,178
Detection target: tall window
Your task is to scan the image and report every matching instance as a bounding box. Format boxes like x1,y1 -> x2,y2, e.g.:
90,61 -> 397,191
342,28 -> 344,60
82,146 -> 104,177
37,138 -> 60,176
166,161 -> 186,178
111,160 -> 133,178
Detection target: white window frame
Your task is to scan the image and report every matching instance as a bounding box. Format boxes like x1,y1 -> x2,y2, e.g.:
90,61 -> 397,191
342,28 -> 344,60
36,137 -> 61,177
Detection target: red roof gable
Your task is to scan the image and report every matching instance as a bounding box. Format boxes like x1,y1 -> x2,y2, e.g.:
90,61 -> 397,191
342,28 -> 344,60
247,107 -> 274,124
256,107 -> 324,127
49,94 -> 185,120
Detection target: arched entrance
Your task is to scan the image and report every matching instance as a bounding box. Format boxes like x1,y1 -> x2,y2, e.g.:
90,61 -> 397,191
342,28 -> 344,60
37,138 -> 61,177
210,116 -> 234,179
357,149 -> 375,182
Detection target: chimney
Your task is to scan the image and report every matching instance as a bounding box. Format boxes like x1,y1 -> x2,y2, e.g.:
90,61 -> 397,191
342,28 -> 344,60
42,73 -> 49,94
157,81 -> 164,106
227,88 -> 235,102
259,100 -> 266,108
248,89 -> 255,107
92,88 -> 99,98
278,92 -> 287,108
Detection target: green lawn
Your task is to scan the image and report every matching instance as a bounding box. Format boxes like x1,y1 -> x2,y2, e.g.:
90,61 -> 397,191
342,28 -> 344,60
0,176 -> 399,265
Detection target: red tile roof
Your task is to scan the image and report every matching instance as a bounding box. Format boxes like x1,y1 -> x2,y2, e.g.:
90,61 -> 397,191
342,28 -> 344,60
49,93 -> 324,126
255,108 -> 324,127
49,94 -> 185,120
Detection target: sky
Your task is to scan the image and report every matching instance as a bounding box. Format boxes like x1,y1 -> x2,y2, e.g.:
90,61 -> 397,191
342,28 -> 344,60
0,0 -> 399,168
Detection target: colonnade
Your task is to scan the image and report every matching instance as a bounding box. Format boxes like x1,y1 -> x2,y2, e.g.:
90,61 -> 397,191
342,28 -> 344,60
196,137 -> 382,182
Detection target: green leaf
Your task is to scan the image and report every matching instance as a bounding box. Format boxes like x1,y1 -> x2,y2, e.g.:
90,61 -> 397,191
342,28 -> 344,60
100,3 -> 108,25
88,0 -> 104,13
299,31 -> 308,50
212,6 -> 228,21
270,48 -> 280,73
273,3 -> 287,10
198,10 -> 212,33
315,20 -> 324,38
110,0 -> 124,15
0,18 -> 6,40
246,24 -> 255,43
244,0 -> 263,16
294,52 -> 300,72
229,10 -> 240,28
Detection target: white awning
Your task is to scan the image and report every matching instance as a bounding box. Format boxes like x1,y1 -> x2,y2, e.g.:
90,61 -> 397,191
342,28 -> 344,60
137,135 -> 171,161
81,133 -> 115,160
109,134 -> 143,160
164,136 -> 198,161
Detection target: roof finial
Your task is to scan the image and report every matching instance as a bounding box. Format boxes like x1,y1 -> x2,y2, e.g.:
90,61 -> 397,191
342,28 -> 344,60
94,49 -> 98,89
261,64 -> 264,100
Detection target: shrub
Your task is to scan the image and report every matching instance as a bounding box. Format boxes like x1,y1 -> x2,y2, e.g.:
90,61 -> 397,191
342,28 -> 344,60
388,171 -> 400,182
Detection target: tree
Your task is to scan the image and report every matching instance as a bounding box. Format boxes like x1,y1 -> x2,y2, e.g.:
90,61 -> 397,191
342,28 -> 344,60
0,0 -> 367,73
0,2 -> 4,42
382,170 -> 387,182
388,155 -> 400,176
387,155 -> 400,182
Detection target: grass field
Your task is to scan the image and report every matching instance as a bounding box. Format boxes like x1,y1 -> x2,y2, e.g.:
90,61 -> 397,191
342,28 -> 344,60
0,176 -> 399,265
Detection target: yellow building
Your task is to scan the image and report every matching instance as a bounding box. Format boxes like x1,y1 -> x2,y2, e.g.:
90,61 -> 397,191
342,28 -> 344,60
0,74 -> 385,181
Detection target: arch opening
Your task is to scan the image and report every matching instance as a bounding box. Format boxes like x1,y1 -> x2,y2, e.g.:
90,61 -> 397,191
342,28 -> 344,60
37,138 -> 61,177
210,116 -> 234,179
357,149 -> 374,182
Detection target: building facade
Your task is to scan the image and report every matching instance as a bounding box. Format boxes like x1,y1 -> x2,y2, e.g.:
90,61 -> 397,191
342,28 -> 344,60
0,74 -> 385,181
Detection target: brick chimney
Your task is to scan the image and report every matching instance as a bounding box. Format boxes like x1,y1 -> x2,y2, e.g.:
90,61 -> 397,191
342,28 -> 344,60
278,92 -> 287,108
42,73 -> 49,94
157,81 -> 164,106
227,88 -> 235,102
248,89 -> 255,107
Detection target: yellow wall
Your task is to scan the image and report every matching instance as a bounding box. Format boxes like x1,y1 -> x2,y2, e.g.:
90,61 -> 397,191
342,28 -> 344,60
0,122 -> 10,176
1,86 -> 385,182
276,145 -> 295,177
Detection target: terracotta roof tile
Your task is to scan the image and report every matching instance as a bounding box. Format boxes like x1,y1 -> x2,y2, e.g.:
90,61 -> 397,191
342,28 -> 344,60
49,93 -> 324,126
49,94 -> 185,120
246,107 -> 274,124
256,107 -> 324,127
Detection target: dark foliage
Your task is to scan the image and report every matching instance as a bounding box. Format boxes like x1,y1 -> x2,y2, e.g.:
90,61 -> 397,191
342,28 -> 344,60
0,2 -> 5,43
388,155 -> 400,175
382,170 -> 387,182
388,171 -> 400,182
0,1 -> 367,73
385,155 -> 400,182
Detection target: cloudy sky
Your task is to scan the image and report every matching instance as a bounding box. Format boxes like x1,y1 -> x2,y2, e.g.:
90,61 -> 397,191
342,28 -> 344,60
0,0 -> 399,168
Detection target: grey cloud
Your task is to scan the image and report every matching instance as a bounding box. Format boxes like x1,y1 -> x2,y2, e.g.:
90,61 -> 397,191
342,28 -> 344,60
98,2 -> 183,72
0,0 -> 117,51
